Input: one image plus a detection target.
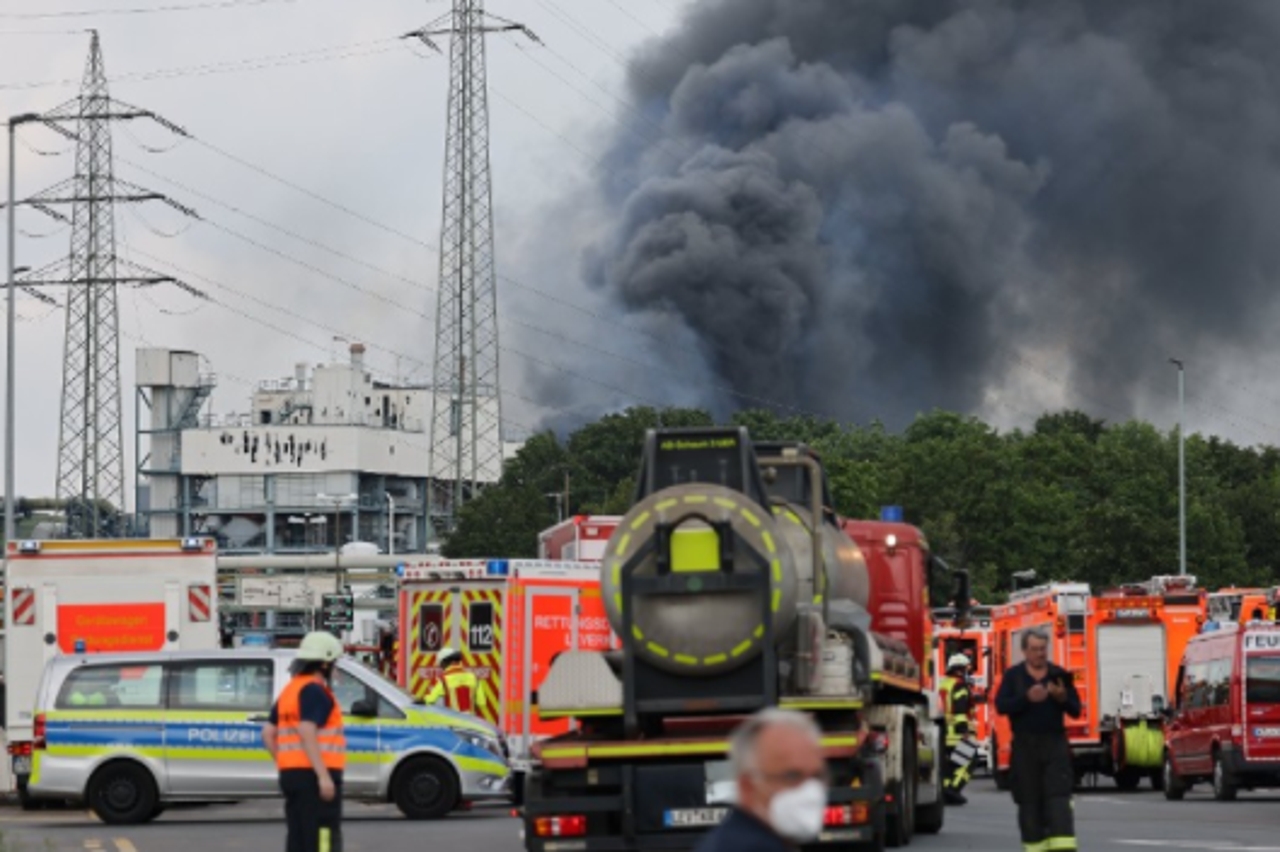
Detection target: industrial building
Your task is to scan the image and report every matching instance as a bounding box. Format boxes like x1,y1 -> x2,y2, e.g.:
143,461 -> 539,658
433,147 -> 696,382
135,344 -> 516,553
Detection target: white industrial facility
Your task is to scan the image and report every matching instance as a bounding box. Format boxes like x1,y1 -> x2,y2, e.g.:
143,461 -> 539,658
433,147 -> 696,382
134,344 -> 519,553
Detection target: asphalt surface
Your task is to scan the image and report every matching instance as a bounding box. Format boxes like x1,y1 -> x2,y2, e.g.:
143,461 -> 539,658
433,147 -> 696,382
0,779 -> 1276,852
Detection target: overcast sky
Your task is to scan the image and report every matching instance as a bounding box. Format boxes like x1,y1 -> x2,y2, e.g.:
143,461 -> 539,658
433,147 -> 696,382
4,0 -> 1280,507
1,0 -> 697,502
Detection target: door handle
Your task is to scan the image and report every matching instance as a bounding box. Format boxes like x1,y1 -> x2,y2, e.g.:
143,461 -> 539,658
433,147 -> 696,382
247,714 -> 270,723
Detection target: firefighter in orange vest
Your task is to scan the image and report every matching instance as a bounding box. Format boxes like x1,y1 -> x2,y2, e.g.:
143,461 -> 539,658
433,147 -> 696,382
425,648 -> 487,717
263,632 -> 347,852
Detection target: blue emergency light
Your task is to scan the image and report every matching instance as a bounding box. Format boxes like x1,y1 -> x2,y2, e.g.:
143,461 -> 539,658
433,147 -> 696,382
395,563 -> 406,577
75,639 -> 86,653
486,560 -> 509,576
880,505 -> 904,523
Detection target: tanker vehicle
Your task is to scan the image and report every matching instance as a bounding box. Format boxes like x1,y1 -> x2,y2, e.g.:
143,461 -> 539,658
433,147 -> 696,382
521,428 -> 968,852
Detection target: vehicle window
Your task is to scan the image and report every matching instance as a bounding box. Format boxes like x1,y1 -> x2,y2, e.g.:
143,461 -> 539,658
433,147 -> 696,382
1211,658 -> 1233,706
1246,656 -> 1280,704
331,667 -> 403,720
1185,661 -> 1209,709
56,664 -> 164,709
943,638 -> 978,668
169,662 -> 274,712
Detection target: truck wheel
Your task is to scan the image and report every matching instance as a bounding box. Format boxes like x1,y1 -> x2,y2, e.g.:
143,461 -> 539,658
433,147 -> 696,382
393,757 -> 459,820
886,734 -> 916,848
1162,754 -> 1186,801
1114,767 -> 1142,791
915,795 -> 944,835
1211,750 -> 1237,802
87,762 -> 159,825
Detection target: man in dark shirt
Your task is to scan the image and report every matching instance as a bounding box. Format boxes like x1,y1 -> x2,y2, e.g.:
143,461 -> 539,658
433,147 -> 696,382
694,708 -> 830,852
995,629 -> 1081,852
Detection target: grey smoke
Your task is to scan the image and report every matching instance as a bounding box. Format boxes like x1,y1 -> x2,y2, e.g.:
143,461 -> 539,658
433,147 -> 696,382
562,0 -> 1280,426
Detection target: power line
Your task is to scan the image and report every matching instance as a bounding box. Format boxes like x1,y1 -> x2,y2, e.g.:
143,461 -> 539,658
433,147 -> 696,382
0,0 -> 296,20
0,37 -> 403,91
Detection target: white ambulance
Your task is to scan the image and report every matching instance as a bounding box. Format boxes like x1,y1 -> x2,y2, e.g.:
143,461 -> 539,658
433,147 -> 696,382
3,538 -> 220,801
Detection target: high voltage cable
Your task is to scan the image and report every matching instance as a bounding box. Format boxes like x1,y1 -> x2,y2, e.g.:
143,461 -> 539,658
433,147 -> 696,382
0,37 -> 403,91
0,0 -> 296,19
116,151 -> 823,417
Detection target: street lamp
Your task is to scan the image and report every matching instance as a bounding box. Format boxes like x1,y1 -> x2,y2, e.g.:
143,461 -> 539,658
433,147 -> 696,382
5,113 -> 41,548
385,493 -> 396,557
1170,358 -> 1187,576
317,493 -> 357,583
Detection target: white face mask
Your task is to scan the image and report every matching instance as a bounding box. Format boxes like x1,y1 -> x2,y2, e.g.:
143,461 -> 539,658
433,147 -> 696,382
767,779 -> 827,843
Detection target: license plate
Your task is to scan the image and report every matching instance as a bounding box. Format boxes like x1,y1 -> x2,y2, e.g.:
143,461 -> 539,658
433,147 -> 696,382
12,756 -> 31,776
664,808 -> 728,828
1254,726 -> 1280,738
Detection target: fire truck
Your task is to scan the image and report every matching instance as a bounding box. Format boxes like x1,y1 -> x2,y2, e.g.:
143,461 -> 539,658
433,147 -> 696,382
988,576 -> 1205,790
538,516 -> 621,561
1208,588 -> 1278,624
522,429 -> 970,851
394,558 -> 615,797
932,605 -> 994,762
3,538 -> 221,801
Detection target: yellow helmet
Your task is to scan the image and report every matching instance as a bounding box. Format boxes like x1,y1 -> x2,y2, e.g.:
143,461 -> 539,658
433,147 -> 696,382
297,631 -> 345,662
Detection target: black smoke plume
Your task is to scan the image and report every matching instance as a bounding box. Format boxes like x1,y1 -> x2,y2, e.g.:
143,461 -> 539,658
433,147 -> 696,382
566,0 -> 1280,426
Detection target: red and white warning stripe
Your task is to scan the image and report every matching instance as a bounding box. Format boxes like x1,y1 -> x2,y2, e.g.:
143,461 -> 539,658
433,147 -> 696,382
188,584 -> 212,622
11,588 -> 34,626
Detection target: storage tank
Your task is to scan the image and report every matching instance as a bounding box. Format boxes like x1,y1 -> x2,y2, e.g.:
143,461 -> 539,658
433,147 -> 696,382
600,482 -> 869,675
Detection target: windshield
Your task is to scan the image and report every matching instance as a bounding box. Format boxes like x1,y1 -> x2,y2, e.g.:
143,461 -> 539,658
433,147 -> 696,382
341,657 -> 417,706
1247,656 -> 1280,704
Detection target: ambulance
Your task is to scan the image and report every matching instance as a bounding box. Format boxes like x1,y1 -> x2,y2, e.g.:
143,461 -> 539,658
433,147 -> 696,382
932,604 -> 993,761
988,577 -> 1205,790
537,516 -> 620,561
3,538 -> 221,801
395,558 -> 615,794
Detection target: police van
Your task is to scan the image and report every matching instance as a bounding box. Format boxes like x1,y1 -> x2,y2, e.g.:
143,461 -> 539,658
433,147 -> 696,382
26,649 -> 511,824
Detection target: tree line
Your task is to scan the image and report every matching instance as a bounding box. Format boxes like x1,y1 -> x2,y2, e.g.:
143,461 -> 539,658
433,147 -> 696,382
444,407 -> 1280,602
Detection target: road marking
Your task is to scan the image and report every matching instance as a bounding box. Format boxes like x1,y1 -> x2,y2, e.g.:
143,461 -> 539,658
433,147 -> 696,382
1120,842 -> 1280,852
83,842 -> 103,851
114,840 -> 139,852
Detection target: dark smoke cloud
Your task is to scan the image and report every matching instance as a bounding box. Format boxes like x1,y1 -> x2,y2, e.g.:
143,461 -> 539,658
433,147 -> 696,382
564,0 -> 1280,427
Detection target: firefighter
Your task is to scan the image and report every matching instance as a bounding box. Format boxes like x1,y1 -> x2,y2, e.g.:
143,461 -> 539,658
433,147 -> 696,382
263,632 -> 347,852
995,628 -> 1082,852
940,653 -> 977,805
425,648 -> 488,718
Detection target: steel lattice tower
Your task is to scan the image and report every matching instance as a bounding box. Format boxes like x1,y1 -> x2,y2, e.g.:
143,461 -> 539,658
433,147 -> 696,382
56,32 -> 125,537
9,32 -> 197,538
411,2 -> 537,532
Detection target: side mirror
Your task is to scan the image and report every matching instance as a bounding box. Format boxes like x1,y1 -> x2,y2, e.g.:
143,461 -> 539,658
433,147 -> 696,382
1151,694 -> 1166,715
350,698 -> 377,718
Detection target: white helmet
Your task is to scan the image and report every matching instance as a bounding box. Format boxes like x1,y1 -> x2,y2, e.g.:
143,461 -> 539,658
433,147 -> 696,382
947,653 -> 971,671
297,631 -> 345,662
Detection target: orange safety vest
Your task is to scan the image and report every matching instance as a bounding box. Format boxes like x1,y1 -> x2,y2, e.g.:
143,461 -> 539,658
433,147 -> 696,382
274,675 -> 346,772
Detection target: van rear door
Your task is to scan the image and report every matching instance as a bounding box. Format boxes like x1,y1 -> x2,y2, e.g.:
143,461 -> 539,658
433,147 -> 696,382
1242,637 -> 1280,762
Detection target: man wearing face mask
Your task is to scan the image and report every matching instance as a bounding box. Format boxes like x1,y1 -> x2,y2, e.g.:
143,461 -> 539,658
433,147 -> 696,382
263,632 -> 347,852
694,708 -> 829,852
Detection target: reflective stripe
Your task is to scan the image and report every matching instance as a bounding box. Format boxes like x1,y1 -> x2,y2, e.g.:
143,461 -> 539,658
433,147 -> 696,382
273,675 -> 346,771
1046,838 -> 1078,851
1023,843 -> 1049,852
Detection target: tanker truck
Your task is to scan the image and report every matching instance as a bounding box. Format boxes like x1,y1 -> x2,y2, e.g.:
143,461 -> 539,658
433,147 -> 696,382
521,427 -> 969,852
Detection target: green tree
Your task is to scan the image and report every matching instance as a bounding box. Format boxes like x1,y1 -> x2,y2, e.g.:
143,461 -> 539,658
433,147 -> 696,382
442,484 -> 552,559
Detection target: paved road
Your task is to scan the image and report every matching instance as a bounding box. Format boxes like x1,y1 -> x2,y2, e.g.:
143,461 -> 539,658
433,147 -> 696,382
0,780 -> 1275,852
